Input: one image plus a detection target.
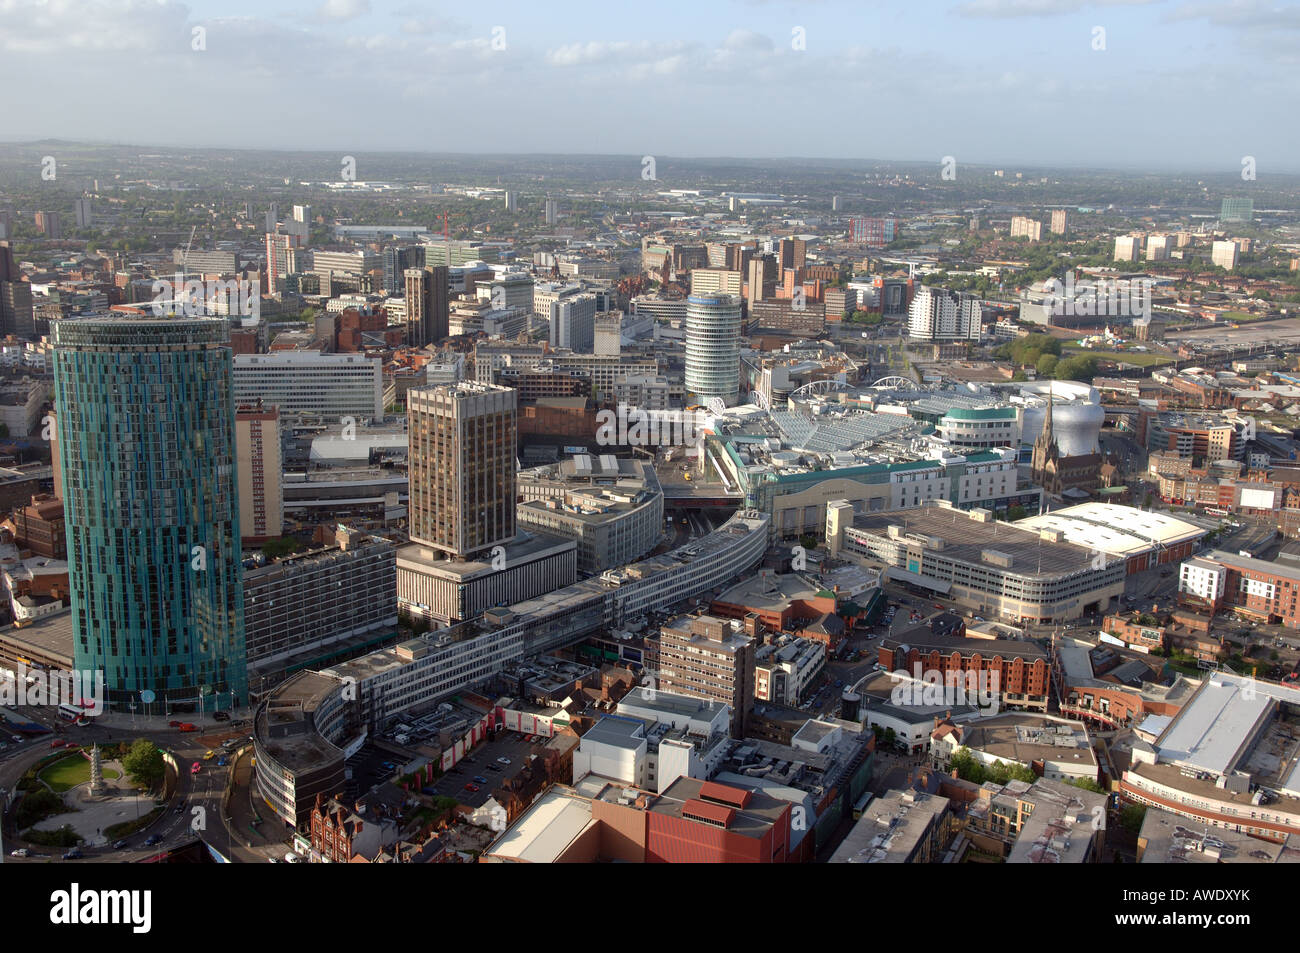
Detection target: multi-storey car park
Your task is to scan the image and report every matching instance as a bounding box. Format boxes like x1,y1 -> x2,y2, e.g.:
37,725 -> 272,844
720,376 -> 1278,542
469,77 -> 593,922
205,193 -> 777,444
254,510 -> 770,824
827,501 -> 1126,624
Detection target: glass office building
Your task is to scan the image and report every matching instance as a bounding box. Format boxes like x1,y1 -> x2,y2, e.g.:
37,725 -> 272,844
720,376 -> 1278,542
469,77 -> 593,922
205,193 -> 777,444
52,317 -> 247,712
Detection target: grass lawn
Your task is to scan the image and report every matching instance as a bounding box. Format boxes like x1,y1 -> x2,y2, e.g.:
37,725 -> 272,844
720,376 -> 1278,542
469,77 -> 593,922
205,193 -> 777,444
39,754 -> 122,793
1062,348 -> 1172,367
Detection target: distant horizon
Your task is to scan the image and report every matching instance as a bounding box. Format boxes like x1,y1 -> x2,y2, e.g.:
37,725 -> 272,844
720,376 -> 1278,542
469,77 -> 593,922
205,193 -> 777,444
3,138 -> 1297,181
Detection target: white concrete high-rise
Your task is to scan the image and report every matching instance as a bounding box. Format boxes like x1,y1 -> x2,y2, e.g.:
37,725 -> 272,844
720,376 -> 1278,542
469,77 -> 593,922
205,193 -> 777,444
1212,240 -> 1239,270
908,286 -> 980,341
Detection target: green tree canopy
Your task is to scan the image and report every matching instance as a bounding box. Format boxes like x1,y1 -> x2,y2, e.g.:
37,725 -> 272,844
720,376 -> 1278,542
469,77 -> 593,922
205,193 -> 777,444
122,739 -> 165,789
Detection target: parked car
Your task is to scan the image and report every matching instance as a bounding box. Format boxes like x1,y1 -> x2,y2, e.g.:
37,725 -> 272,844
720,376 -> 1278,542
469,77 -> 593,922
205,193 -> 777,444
190,761 -> 201,774
213,711 -> 230,722
474,775 -> 488,784
113,840 -> 129,850
62,848 -> 83,860
464,783 -> 480,793
496,757 -> 511,765
9,848 -> 30,857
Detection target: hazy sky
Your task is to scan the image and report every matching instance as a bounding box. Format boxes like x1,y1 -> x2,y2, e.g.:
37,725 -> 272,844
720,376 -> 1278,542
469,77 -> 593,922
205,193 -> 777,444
3,0 -> 1297,171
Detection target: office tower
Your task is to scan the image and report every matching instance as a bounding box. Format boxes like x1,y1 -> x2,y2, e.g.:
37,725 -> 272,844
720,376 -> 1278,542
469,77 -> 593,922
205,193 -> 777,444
1010,216 -> 1043,241
792,238 -> 807,271
1146,235 -> 1172,261
235,403 -> 283,545
263,232 -> 297,295
383,246 -> 411,295
550,293 -> 597,351
657,614 -> 755,738
404,265 -> 449,347
747,256 -> 775,311
831,195 -> 841,212
0,209 -> 12,240
233,351 -> 383,420
52,317 -> 247,711
287,205 -> 311,242
0,280 -> 34,338
908,286 -> 981,341
685,294 -> 741,406
35,211 -> 61,239
849,217 -> 895,245
1050,209 -> 1068,236
74,198 -> 93,229
690,268 -> 743,297
504,191 -> 518,212
1113,235 -> 1141,262
778,238 -> 796,272
0,241 -> 16,282
544,198 -> 558,226
1212,240 -> 1239,270
0,241 -> 34,338
407,382 -> 517,558
1220,198 -> 1253,223
594,312 -> 622,356
265,203 -> 279,234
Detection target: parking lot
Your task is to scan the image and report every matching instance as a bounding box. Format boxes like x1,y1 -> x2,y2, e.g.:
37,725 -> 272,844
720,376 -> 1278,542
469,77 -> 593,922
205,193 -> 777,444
361,731 -> 543,808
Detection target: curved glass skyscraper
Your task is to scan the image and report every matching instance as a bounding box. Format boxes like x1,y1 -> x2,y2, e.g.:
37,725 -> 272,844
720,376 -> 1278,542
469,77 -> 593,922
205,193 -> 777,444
685,293 -> 741,406
52,318 -> 247,712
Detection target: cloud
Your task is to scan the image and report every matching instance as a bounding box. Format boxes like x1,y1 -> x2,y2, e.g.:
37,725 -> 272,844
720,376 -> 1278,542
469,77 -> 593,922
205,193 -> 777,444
1167,0 -> 1300,30
955,0 -> 1159,17
317,0 -> 370,22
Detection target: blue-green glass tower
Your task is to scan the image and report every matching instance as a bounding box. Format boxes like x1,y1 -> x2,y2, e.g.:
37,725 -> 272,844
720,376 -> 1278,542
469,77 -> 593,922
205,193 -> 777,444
52,317 -> 247,712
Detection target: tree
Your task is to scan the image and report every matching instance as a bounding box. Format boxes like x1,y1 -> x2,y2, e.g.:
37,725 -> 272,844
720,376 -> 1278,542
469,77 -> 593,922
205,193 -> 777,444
1035,353 -> 1058,377
1054,354 -> 1098,382
1006,505 -> 1027,521
1120,804 -> 1147,834
949,746 -> 986,784
1068,777 -> 1105,794
122,739 -> 164,790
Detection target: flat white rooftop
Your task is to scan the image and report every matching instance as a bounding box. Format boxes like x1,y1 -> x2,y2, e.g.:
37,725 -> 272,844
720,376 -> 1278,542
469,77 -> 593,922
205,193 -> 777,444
1015,502 -> 1205,557
485,788 -> 593,863
1155,672 -> 1300,777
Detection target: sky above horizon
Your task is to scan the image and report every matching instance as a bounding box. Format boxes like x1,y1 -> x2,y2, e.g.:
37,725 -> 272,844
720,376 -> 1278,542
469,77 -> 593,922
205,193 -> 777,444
3,0 -> 1297,173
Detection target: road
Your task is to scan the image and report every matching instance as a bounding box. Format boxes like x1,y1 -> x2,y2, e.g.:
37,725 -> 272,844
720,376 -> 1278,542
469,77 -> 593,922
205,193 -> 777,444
1,706 -> 264,864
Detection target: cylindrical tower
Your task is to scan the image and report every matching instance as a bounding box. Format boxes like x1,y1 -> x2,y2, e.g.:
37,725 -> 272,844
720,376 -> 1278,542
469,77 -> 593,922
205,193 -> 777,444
685,293 -> 741,405
52,317 -> 247,712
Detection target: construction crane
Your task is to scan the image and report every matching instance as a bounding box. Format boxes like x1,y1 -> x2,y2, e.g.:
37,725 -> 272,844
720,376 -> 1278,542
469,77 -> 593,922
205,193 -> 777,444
181,224 -> 196,277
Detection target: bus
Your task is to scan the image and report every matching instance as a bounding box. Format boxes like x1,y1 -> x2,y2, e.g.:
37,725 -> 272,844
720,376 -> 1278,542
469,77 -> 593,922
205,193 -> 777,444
1204,506 -> 1229,517
57,703 -> 96,724
852,790 -> 874,820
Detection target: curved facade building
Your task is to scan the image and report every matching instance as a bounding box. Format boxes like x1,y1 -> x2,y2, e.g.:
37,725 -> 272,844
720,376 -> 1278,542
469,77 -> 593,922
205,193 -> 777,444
685,294 -> 741,405
53,318 -> 247,711
1017,381 -> 1104,457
